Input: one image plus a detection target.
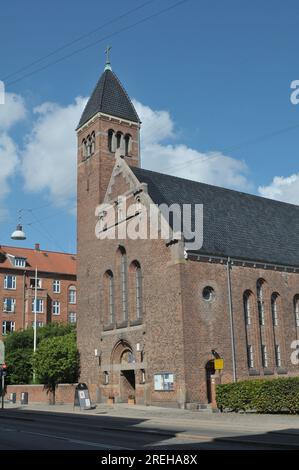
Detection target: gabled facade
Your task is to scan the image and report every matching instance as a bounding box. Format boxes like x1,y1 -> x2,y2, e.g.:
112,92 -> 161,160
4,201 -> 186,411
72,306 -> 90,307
77,62 -> 299,407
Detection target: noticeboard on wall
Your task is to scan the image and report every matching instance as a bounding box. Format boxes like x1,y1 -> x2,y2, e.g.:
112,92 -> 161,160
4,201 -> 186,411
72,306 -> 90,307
154,373 -> 174,391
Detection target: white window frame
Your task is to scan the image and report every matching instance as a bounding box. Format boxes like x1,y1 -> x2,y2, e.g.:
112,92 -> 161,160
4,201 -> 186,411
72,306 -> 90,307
4,275 -> 16,290
68,312 -> 76,324
31,321 -> 43,328
68,287 -> 76,304
3,298 -> 16,313
244,293 -> 251,326
275,345 -> 282,367
14,257 -> 26,268
271,294 -> 279,326
53,279 -> 61,294
52,300 -> 60,316
2,320 -> 15,335
32,298 -> 44,313
30,277 -> 42,289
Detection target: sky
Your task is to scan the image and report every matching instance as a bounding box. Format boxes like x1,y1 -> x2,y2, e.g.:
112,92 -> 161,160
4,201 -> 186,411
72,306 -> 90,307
0,0 -> 299,253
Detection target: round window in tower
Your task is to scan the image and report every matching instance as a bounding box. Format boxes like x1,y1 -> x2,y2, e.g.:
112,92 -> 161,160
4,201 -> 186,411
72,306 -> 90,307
202,286 -> 215,302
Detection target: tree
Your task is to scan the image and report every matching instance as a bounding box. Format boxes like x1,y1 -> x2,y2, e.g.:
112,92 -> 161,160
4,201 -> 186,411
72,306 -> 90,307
4,323 -> 76,385
32,331 -> 79,404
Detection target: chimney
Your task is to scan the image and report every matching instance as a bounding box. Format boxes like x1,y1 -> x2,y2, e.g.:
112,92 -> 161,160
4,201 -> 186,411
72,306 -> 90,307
35,243 -> 40,251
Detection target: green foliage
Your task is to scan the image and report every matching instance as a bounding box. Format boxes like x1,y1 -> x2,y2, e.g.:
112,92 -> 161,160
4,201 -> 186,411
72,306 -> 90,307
217,377 -> 299,414
4,323 -> 77,385
32,331 -> 79,395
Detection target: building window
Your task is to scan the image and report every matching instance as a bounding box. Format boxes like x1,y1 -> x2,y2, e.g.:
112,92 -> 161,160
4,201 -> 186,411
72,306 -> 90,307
14,257 -> 26,268
294,296 -> 299,327
53,280 -> 61,293
275,345 -> 282,367
243,291 -> 251,325
108,129 -> 116,152
2,321 -> 15,335
120,350 -> 135,365
52,301 -> 60,316
124,134 -> 132,156
257,280 -> 265,326
247,345 -> 254,368
271,293 -> 279,326
32,298 -> 44,313
116,131 -> 123,150
136,263 -> 142,319
154,373 -> 174,391
119,247 -> 128,321
68,286 -> 76,304
3,298 -> 16,313
68,312 -> 76,324
82,139 -> 87,159
30,277 -> 42,289
31,321 -> 43,328
4,275 -> 16,290
141,369 -> 146,384
261,345 -> 268,368
202,286 -> 214,301
91,131 -> 95,154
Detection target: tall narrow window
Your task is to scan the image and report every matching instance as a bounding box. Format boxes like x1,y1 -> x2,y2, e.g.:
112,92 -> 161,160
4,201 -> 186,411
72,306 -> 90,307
257,280 -> 265,326
104,270 -> 115,325
124,134 -> 132,156
261,344 -> 268,368
294,296 -> 299,327
243,291 -> 251,325
91,132 -> 95,154
82,139 -> 87,159
275,345 -> 281,367
68,286 -> 76,304
247,345 -> 254,368
271,293 -> 279,326
136,264 -> 142,319
116,131 -> 123,150
118,247 -> 128,322
108,129 -> 115,152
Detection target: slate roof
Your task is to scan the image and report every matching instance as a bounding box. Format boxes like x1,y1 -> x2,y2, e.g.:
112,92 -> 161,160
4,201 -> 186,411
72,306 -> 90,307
0,245 -> 76,276
78,69 -> 140,128
131,167 -> 299,267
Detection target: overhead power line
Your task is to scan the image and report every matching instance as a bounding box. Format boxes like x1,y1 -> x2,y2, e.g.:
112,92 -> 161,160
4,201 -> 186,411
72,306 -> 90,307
6,0 -> 190,88
2,0 -> 157,82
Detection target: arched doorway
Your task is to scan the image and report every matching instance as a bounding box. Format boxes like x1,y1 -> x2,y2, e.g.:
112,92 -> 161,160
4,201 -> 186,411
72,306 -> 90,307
205,360 -> 215,403
111,340 -> 136,402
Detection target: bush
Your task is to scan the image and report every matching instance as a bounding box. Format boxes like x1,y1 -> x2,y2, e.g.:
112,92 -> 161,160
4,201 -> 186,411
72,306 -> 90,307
217,377 -> 299,414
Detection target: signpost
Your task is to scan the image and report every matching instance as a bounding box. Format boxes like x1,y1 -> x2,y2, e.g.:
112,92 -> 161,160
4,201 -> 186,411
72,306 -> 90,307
0,340 -> 6,410
74,383 -> 92,410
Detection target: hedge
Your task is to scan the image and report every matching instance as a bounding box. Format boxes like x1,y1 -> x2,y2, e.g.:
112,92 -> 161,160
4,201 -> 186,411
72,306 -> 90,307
216,377 -> 299,414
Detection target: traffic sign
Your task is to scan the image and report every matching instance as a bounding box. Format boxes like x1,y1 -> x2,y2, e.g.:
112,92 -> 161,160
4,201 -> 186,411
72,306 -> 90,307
214,358 -> 224,370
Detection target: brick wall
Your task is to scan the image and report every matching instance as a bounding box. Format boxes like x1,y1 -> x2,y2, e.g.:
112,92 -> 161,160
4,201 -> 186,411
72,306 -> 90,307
5,384 -> 77,404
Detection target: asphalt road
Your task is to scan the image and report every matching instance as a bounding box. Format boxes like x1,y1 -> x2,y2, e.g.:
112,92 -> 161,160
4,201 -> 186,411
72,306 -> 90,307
0,408 -> 297,450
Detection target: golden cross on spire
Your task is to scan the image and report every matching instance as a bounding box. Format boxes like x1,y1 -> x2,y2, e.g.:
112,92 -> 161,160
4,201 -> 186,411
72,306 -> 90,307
104,45 -> 112,71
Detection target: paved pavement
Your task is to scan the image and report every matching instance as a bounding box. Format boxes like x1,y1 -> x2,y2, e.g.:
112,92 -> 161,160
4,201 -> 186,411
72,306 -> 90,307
0,402 -> 299,450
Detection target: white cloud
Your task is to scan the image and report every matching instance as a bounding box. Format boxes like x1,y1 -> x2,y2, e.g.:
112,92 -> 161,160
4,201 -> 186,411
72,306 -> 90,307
21,97 -> 87,207
258,174 -> 299,205
0,93 -> 26,217
133,100 -> 250,191
0,93 -> 26,130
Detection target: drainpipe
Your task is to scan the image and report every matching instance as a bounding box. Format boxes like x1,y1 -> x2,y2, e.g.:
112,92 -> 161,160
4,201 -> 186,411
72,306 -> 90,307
22,270 -> 26,330
226,257 -> 237,382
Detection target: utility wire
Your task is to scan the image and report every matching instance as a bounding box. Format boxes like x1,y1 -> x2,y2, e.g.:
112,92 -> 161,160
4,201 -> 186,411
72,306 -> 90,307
6,0 -> 190,88
2,0 -> 157,81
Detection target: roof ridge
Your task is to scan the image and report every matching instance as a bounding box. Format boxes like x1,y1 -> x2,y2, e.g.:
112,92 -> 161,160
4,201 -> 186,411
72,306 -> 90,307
0,245 -> 76,256
132,166 -> 299,209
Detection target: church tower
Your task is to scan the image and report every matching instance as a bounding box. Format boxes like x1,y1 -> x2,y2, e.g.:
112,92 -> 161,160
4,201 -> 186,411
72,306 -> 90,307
77,49 -> 140,217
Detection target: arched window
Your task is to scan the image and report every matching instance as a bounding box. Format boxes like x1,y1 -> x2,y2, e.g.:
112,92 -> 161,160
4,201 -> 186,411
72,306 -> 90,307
82,139 -> 87,159
131,261 -> 142,319
68,286 -> 76,304
91,132 -> 95,154
118,247 -> 128,321
257,279 -> 265,326
116,131 -> 123,150
87,135 -> 92,157
104,270 -> 115,324
271,292 -> 279,326
124,134 -> 132,156
243,290 -> 251,325
294,296 -> 299,327
108,129 -> 115,152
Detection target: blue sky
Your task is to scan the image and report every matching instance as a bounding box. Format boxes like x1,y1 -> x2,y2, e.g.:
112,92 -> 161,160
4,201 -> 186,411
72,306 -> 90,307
0,0 -> 299,253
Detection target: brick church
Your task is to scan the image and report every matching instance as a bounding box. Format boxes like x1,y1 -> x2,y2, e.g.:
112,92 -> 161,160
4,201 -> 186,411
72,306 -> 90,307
77,55 -> 299,407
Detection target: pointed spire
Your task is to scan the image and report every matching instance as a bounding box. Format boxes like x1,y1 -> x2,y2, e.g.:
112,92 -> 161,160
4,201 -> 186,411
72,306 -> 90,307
104,45 -> 112,71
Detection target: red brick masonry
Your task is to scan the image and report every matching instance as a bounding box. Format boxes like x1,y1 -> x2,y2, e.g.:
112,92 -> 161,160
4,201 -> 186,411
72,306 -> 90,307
5,384 -> 77,404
